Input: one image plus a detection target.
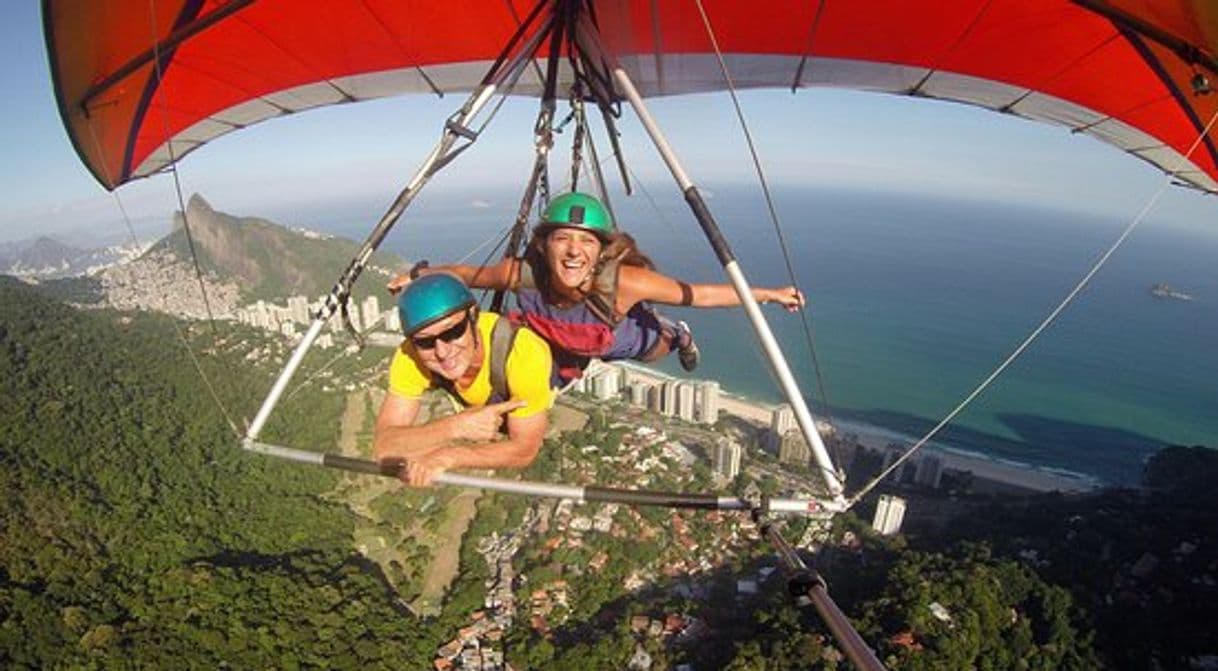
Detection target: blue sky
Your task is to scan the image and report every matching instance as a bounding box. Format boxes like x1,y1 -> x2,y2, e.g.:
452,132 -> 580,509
3,3 -> 1216,247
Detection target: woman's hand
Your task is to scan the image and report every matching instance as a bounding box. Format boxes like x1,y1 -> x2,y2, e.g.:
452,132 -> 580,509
764,286 -> 806,312
387,260 -> 431,294
386,273 -> 412,294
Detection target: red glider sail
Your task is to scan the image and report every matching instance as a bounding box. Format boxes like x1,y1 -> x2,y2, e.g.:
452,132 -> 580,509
44,0 -> 1218,192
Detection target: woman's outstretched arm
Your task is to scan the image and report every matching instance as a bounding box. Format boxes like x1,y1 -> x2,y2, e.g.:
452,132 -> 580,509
387,258 -> 517,293
617,265 -> 805,312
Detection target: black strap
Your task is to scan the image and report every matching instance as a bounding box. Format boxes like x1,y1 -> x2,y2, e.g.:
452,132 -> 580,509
585,256 -> 622,327
488,315 -> 519,402
515,256 -> 623,328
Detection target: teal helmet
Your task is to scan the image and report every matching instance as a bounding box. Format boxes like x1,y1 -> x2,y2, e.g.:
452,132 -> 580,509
397,273 -> 476,335
536,192 -> 615,240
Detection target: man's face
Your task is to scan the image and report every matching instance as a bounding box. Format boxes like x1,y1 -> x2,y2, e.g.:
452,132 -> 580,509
410,309 -> 477,381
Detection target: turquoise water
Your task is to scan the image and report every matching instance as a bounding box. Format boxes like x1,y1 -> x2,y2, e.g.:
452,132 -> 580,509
312,185 -> 1217,484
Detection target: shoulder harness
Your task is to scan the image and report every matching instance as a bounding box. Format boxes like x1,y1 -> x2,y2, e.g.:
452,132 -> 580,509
516,255 -> 624,328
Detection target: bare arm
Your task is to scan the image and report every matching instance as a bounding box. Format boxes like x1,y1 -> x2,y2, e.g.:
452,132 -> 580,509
616,265 -> 805,311
399,408 -> 548,487
373,393 -> 454,461
387,258 -> 516,292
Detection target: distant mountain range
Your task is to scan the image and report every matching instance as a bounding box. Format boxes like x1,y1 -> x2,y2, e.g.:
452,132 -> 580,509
0,235 -> 144,279
4,195 -> 408,313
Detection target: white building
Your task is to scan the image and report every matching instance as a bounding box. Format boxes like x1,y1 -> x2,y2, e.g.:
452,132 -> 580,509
771,404 -> 796,436
287,295 -> 310,324
676,382 -> 695,422
712,438 -> 742,481
384,306 -> 401,333
360,295 -> 380,331
592,370 -> 620,400
697,380 -> 720,425
778,432 -> 811,466
872,494 -> 907,536
629,381 -> 650,406
647,384 -> 662,412
662,379 -> 681,416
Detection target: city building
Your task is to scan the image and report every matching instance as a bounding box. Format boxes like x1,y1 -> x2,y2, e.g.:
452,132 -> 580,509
771,404 -> 796,436
778,432 -> 811,466
915,454 -> 944,489
882,445 -> 918,484
629,381 -> 650,406
662,380 -> 681,416
697,380 -> 720,425
360,295 -> 380,332
712,438 -> 742,481
287,295 -> 310,324
872,494 -> 907,536
569,374 -> 588,395
676,382 -> 695,422
647,385 -> 663,413
384,305 -> 401,333
592,369 -> 620,400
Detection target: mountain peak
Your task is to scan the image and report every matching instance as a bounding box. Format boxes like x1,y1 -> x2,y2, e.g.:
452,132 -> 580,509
149,196 -> 402,302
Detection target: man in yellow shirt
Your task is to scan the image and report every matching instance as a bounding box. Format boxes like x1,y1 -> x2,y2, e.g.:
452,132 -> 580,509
374,273 -> 554,487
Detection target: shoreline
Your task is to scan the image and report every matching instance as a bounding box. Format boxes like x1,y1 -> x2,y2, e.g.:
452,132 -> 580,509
608,360 -> 1102,494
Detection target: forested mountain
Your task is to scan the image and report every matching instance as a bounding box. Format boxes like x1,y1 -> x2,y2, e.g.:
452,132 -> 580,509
152,194 -> 405,301
0,277 -> 440,667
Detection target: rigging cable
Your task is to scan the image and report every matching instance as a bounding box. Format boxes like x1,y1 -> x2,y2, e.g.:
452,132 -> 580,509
83,122 -> 241,439
147,0 -> 220,337
846,108 -> 1218,508
693,0 -> 841,463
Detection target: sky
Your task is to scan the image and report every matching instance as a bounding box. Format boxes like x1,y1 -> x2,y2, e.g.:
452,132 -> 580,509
3,3 -> 1216,248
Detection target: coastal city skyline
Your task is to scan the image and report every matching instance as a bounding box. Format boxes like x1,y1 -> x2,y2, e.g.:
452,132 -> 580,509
227,285 -> 1088,499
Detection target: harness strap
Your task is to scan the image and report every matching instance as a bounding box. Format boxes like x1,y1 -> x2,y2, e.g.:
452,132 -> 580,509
516,256 -> 624,328
488,315 -> 519,402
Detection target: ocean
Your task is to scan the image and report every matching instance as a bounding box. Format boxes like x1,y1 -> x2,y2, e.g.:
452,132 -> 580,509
293,183 -> 1217,485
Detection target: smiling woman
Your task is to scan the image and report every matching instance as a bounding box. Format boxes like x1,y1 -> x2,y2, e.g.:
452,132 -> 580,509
397,191 -> 806,386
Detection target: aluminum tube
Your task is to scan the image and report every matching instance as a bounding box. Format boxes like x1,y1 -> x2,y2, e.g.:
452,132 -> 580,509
245,319 -> 326,441
723,262 -> 842,496
767,497 -> 840,516
242,438 -> 326,466
611,66 -> 843,497
716,497 -> 752,510
762,521 -> 885,670
806,585 -> 886,671
434,472 -> 586,500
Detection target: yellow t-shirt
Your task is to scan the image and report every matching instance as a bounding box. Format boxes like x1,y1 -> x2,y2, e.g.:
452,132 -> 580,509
387,312 -> 554,419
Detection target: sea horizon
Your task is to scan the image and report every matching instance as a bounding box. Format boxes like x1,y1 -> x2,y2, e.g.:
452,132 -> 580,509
263,181 -> 1216,486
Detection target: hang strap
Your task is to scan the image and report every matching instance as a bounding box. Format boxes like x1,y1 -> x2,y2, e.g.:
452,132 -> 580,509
488,315 -> 519,402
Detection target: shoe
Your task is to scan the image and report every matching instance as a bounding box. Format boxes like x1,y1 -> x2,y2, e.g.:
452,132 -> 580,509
675,320 -> 699,372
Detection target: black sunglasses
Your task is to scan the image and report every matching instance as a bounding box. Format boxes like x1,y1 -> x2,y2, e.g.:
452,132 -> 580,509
411,312 -> 473,350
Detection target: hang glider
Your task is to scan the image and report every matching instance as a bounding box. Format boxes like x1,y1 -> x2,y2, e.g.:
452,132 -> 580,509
45,0 -> 1218,192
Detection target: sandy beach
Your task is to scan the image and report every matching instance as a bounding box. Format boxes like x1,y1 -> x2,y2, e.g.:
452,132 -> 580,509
605,361 -> 1099,494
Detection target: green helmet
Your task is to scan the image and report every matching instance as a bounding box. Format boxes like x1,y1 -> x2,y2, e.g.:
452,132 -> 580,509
397,273 -> 476,335
537,192 -> 615,240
